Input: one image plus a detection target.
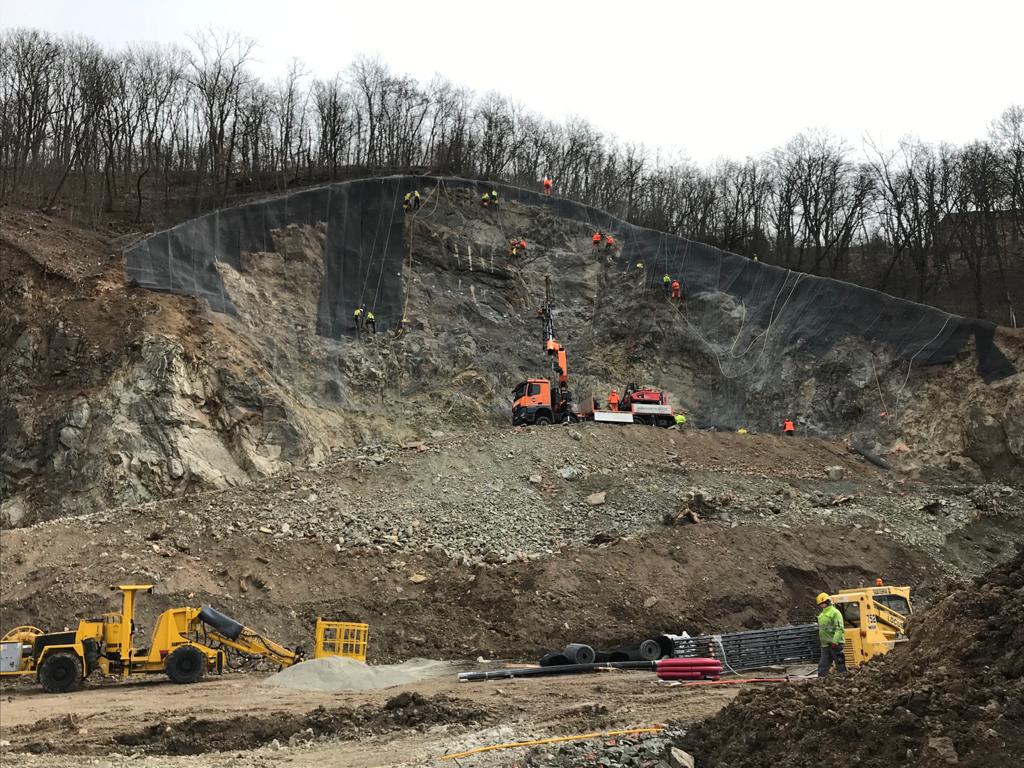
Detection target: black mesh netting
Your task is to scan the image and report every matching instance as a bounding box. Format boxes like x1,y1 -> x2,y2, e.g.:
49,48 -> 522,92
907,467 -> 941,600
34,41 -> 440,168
124,175 -> 1014,383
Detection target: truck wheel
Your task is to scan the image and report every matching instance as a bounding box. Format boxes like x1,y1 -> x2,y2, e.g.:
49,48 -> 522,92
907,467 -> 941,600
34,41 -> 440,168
165,645 -> 205,684
534,416 -> 552,426
39,651 -> 83,693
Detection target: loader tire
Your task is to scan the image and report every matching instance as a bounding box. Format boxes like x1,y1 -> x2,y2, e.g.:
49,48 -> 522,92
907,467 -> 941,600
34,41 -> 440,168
39,651 -> 83,693
166,645 -> 205,684
534,416 -> 552,426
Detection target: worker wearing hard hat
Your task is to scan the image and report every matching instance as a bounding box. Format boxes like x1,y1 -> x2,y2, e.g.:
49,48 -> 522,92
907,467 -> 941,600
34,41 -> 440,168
608,389 -> 620,412
816,592 -> 847,677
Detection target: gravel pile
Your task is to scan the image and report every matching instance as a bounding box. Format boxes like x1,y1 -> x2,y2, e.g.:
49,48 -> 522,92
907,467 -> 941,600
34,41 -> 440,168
264,657 -> 449,692
36,427 -> 1022,573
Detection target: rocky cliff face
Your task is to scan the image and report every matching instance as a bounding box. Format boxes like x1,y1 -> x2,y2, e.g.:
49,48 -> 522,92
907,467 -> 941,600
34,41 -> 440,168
2,184 -> 1023,526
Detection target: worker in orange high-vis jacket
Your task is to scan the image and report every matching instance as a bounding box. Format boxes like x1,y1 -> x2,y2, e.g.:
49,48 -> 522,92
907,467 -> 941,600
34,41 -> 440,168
605,234 -> 616,250
671,279 -> 681,300
543,177 -> 552,195
518,238 -> 527,254
592,232 -> 602,253
608,389 -> 620,412
783,419 -> 796,436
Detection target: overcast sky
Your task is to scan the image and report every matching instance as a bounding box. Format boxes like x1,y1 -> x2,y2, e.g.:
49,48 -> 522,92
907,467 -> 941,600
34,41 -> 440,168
3,0 -> 1021,164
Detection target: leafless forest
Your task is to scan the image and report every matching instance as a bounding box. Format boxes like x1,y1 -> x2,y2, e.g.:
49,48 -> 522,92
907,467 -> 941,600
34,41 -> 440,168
2,28 -> 1021,323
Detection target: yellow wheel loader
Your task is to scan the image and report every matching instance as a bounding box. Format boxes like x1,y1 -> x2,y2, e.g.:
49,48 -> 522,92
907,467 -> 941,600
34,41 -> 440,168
829,581 -> 912,667
0,584 -> 368,693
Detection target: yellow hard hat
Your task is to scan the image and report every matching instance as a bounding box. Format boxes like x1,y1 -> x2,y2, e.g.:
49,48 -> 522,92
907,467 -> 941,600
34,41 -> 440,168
816,592 -> 831,605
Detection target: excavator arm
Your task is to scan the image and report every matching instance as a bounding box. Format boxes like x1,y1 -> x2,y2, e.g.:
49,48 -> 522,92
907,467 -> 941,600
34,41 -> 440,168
540,277 -> 569,387
195,606 -> 303,668
204,627 -> 302,668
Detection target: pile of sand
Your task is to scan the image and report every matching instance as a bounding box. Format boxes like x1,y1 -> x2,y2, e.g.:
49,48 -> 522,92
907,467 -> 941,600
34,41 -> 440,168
264,657 -> 450,692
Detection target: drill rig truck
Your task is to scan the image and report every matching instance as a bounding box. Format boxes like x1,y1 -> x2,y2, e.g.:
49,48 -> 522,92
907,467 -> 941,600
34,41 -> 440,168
0,584 -> 368,693
511,278 -> 676,427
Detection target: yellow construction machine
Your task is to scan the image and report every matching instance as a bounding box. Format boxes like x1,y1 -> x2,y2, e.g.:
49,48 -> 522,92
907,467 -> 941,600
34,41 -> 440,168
830,581 -> 912,667
0,584 -> 368,693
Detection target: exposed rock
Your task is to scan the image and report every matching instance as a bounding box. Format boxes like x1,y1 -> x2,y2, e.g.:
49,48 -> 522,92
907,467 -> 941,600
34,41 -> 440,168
927,736 -> 959,764
558,466 -> 580,481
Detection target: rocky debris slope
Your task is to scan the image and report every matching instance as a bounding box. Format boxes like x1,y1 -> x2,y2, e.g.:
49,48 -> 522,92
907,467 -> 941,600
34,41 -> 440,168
523,728 -> 689,768
2,211 -> 346,525
8,425 -> 1022,571
4,183 -> 1024,526
0,517 -> 941,665
679,548 -> 1024,767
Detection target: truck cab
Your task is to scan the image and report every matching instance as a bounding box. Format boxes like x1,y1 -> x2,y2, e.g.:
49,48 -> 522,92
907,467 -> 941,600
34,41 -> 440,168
512,378 -> 571,426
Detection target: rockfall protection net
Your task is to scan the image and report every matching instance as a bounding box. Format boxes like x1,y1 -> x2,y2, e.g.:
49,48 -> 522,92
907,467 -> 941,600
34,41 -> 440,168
123,175 -> 1014,383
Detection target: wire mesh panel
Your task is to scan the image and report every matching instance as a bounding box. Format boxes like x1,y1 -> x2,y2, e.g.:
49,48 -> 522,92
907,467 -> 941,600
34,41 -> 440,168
122,174 -> 1015,381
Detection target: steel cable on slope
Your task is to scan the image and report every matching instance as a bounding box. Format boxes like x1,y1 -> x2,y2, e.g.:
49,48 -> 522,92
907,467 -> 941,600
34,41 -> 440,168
892,312 -> 954,420
356,179 -> 389,309
368,181 -> 400,314
395,180 -> 439,330
666,267 -> 807,381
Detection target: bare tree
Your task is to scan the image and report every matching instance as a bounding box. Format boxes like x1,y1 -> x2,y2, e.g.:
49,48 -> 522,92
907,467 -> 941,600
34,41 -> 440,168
186,29 -> 255,205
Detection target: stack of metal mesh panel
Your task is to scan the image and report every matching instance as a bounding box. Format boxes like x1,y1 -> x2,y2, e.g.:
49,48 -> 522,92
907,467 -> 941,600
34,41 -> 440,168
664,624 -> 818,671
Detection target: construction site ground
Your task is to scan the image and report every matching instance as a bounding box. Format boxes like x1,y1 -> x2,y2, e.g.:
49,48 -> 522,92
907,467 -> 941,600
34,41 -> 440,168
3,192 -> 1023,767
2,424 -> 1022,766
0,667 -> 746,767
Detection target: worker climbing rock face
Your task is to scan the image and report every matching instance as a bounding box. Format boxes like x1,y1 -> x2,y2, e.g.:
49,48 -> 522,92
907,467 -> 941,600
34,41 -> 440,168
783,419 -> 795,435
490,190 -> 499,209
353,307 -> 364,330
663,274 -> 671,293
816,593 -> 847,678
482,191 -> 490,208
605,234 -> 615,249
365,311 -> 376,334
543,176 -> 552,195
403,192 -> 412,211
671,279 -> 681,300
592,232 -> 602,252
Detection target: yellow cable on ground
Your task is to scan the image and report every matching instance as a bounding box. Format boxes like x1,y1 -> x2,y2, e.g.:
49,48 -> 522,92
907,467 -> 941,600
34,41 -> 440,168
440,726 -> 665,760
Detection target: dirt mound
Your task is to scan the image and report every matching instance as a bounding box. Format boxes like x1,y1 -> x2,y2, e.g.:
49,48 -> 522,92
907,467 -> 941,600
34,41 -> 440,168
681,548 -> 1024,767
16,692 -> 488,756
0,507 -> 947,665
265,657 -> 449,691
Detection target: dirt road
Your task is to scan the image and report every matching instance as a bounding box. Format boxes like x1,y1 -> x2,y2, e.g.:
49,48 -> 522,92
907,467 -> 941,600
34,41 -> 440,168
0,667 -> 744,767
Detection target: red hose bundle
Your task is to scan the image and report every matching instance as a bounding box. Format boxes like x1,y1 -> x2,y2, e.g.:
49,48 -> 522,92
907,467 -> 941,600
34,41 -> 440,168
655,657 -> 722,681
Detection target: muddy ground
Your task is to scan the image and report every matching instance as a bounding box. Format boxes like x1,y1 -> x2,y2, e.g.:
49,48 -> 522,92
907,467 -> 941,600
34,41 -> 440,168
5,424 -> 1021,662
0,665 -> 744,767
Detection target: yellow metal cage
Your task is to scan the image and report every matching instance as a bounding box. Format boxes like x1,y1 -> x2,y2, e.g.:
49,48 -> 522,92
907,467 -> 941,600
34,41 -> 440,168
313,619 -> 369,662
